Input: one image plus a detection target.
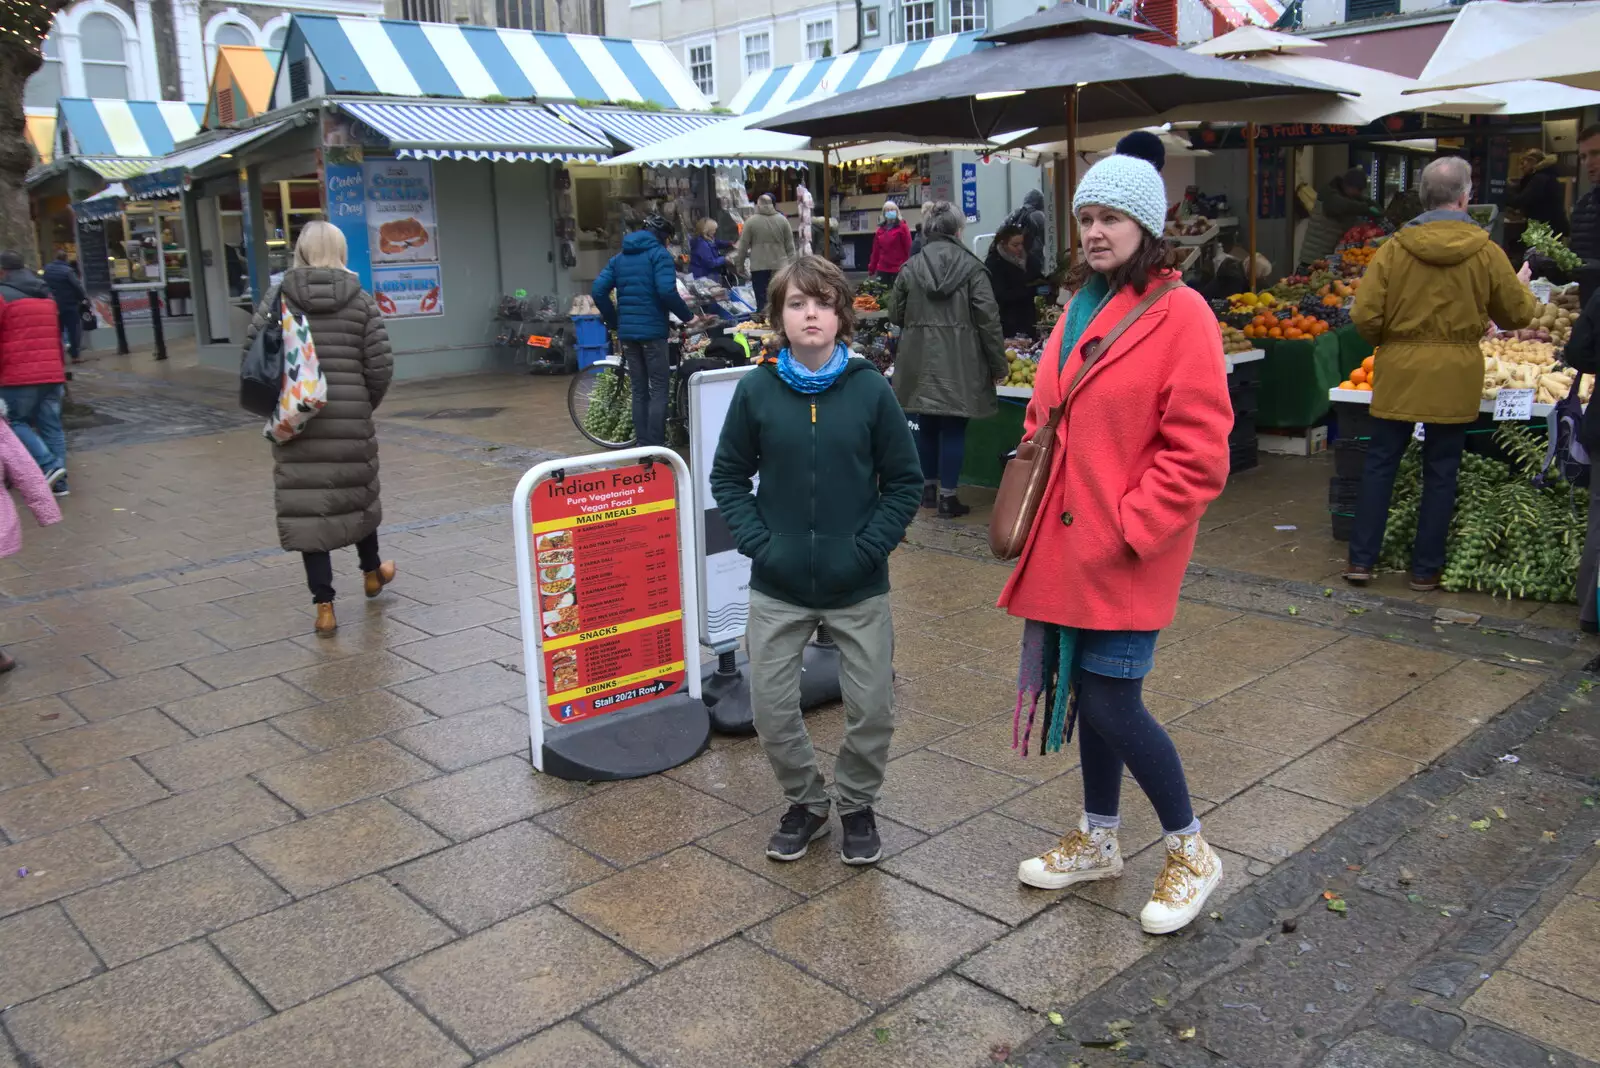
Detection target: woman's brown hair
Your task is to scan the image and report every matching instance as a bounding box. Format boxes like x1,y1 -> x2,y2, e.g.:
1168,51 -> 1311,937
1062,228 -> 1175,295
767,255 -> 857,348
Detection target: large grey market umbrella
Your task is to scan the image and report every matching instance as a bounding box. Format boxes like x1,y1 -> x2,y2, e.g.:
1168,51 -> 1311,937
759,33 -> 1337,147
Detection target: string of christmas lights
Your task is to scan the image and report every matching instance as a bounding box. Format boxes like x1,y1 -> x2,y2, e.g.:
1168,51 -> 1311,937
0,0 -> 61,60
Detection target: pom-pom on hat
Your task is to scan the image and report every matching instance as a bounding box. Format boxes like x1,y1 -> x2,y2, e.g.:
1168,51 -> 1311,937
1114,130 -> 1166,173
1072,154 -> 1168,239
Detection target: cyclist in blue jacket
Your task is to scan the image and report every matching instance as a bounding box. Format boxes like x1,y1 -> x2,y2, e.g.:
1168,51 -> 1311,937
592,214 -> 712,446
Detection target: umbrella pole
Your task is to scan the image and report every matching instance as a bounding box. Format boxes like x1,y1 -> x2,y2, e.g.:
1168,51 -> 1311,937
1066,85 -> 1079,265
1246,122 -> 1257,292
821,146 -> 831,253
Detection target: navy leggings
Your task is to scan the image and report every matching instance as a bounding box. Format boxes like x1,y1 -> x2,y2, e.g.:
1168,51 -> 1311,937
914,413 -> 968,491
1077,672 -> 1195,834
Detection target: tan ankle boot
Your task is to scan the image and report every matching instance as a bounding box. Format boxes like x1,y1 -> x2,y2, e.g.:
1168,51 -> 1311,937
364,561 -> 397,599
314,603 -> 337,637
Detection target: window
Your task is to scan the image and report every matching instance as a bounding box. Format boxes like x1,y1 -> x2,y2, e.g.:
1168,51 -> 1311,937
24,33 -> 63,109
862,7 -> 880,35
804,18 -> 834,60
949,0 -> 984,32
743,31 -> 771,76
215,23 -> 253,46
401,0 -> 443,22
267,24 -> 288,49
79,13 -> 129,99
688,43 -> 714,97
902,0 -> 936,41
496,0 -> 543,29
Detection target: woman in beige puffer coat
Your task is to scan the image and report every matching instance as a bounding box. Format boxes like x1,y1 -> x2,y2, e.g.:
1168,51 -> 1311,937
242,221 -> 395,636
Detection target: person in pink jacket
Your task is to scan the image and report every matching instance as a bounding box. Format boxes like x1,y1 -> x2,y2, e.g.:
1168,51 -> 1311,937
867,201 -> 912,282
0,396 -> 63,673
998,154 -> 1234,936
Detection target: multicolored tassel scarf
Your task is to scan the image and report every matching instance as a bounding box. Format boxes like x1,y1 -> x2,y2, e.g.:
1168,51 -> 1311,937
1014,620 -> 1079,756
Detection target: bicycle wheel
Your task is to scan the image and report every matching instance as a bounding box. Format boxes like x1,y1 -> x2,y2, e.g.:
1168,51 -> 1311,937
568,363 -> 636,449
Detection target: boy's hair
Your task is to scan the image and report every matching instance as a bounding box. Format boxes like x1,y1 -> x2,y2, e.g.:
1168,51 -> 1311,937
767,255 -> 856,348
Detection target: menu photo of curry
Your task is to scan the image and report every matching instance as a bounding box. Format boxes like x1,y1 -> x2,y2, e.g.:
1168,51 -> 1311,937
540,561 -> 579,638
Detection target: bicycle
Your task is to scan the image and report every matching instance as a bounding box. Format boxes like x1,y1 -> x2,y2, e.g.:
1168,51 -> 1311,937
567,321 -> 756,450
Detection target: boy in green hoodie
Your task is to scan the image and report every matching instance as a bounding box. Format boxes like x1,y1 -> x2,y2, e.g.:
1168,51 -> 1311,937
711,256 -> 923,865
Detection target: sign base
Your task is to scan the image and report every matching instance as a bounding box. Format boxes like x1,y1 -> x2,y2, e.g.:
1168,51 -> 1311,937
699,640 -> 844,735
540,690 -> 711,781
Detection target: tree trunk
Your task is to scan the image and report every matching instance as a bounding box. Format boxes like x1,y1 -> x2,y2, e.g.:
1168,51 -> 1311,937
1,5 -> 72,270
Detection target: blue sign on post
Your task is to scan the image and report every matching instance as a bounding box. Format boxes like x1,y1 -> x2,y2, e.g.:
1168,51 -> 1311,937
323,151 -> 371,291
961,162 -> 978,223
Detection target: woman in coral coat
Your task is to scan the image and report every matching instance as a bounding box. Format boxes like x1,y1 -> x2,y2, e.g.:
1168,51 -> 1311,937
998,155 -> 1234,936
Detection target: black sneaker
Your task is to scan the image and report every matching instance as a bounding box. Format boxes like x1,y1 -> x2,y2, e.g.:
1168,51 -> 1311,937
840,808 -> 883,865
767,804 -> 830,861
937,495 -> 971,519
920,483 -> 937,508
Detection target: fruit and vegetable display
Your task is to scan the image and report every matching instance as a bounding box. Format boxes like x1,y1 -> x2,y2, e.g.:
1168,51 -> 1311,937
1338,221 -> 1389,248
853,294 -> 881,312
1218,322 -> 1254,355
1528,290 -> 1581,347
1241,308 -> 1332,341
1036,295 -> 1062,329
1480,337 -> 1594,405
1337,354 -> 1378,393
1164,218 -> 1215,241
1380,425 -> 1585,602
1338,245 -> 1378,270
856,277 -> 891,302
1003,344 -> 1038,388
1522,220 -> 1583,272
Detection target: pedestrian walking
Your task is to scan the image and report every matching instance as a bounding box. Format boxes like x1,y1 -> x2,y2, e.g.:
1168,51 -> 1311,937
592,214 -> 714,447
888,200 -> 1008,518
710,255 -> 923,867
867,200 -> 912,283
241,221 -> 397,637
1544,290 -> 1600,627
0,250 -> 69,494
0,397 -> 62,674
731,194 -> 796,313
1001,154 -> 1234,936
1344,156 -> 1536,592
42,251 -> 88,362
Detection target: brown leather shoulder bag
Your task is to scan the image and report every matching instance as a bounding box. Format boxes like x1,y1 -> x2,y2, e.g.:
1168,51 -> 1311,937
987,279 -> 1181,560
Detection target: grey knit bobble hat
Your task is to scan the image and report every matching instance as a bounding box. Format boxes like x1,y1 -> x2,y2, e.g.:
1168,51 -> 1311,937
1072,154 -> 1168,238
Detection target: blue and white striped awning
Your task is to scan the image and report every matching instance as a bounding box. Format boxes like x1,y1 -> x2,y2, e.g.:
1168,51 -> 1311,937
55,99 -> 206,158
337,99 -> 611,162
545,103 -> 723,148
277,15 -> 711,110
123,121 -> 290,200
728,32 -> 988,114
74,183 -> 127,222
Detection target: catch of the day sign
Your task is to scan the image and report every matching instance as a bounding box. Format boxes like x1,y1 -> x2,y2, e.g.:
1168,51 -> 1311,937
529,463 -> 685,723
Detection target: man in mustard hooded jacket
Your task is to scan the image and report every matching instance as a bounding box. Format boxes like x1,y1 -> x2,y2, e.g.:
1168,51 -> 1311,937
1344,156 -> 1536,593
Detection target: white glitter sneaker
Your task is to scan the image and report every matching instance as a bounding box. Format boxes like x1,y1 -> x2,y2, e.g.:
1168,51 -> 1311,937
1017,815 -> 1123,890
1139,829 -> 1223,935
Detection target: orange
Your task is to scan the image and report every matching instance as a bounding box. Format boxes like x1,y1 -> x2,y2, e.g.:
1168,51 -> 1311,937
1355,381 -> 1373,391
1338,380 -> 1356,390
1350,367 -> 1368,385
1361,355 -> 1375,373
1269,327 -> 1283,339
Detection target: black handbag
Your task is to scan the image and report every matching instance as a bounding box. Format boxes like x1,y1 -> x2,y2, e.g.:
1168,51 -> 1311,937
239,286 -> 284,417
79,303 -> 97,331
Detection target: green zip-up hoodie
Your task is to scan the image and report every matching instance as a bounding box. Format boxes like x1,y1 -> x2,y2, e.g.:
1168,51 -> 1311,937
710,357 -> 923,610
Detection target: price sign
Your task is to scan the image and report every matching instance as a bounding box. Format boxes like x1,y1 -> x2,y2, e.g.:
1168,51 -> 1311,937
1493,388 -> 1535,422
1531,280 -> 1553,304
527,335 -> 552,348
1413,422 -> 1426,442
528,463 -> 685,724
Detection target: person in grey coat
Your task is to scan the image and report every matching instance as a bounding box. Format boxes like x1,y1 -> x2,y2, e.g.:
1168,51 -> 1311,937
888,200 -> 1008,518
242,221 -> 396,637
1301,167 -> 1382,266
731,194 -> 796,313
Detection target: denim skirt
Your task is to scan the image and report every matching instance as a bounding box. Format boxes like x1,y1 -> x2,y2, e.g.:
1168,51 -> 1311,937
1077,628 -> 1159,679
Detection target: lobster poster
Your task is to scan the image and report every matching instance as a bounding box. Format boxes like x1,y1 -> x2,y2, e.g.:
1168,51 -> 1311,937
372,264 -> 444,318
